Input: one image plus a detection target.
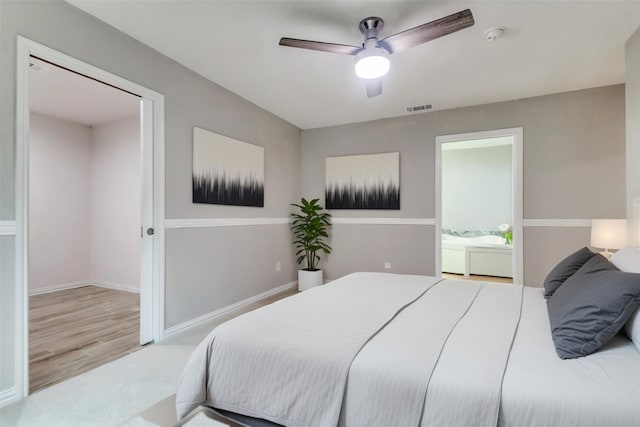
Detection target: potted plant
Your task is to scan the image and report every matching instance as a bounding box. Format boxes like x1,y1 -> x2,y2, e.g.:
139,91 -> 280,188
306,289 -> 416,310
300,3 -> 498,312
499,223 -> 513,244
290,197 -> 332,291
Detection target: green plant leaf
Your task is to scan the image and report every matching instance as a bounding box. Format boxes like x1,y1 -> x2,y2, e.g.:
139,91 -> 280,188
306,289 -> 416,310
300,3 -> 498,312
289,197 -> 332,271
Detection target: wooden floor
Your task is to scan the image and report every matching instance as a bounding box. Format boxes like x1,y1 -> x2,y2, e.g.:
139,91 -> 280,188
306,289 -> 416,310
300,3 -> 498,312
29,285 -> 141,393
442,273 -> 513,284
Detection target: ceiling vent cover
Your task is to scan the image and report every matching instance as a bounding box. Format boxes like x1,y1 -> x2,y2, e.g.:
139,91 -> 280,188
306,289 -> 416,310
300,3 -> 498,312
406,104 -> 433,113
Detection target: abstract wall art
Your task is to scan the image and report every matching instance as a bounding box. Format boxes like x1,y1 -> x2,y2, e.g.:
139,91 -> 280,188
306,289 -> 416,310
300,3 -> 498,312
192,127 -> 264,207
325,152 -> 400,209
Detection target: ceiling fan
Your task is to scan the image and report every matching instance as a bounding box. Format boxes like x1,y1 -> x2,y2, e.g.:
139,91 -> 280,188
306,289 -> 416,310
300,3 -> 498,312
279,9 -> 475,98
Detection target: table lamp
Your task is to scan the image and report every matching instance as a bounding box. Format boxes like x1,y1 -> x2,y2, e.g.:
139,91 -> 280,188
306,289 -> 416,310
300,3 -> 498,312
590,219 -> 627,258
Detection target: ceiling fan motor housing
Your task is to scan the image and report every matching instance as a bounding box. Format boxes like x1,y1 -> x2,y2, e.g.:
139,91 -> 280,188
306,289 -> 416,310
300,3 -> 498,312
359,17 -> 384,43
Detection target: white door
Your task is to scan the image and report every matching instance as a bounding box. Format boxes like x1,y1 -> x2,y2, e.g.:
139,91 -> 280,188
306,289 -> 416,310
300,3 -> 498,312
139,97 -> 154,345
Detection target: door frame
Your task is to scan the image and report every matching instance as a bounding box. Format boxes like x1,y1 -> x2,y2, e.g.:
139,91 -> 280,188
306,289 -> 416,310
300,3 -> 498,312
15,36 -> 165,398
435,128 -> 524,284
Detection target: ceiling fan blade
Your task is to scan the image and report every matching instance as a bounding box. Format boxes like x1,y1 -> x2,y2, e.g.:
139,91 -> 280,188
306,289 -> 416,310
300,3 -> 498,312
364,78 -> 383,98
279,38 -> 361,55
380,9 -> 474,54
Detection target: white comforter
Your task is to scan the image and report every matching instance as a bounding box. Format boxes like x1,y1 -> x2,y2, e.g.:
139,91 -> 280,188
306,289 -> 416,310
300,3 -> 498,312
176,273 -> 640,426
176,273 -> 443,425
176,273 -> 522,426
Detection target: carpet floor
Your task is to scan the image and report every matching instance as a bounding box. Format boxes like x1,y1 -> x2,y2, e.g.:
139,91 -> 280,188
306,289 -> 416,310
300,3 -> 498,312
1,344 -> 193,427
1,287 -> 296,427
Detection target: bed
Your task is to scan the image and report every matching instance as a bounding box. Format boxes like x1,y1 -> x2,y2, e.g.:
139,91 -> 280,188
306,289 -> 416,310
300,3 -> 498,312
442,232 -> 513,278
176,271 -> 640,427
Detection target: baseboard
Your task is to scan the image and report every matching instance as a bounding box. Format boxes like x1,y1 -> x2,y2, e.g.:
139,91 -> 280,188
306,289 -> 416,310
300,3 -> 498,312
0,387 -> 17,408
163,281 -> 297,339
90,281 -> 140,294
29,280 -> 139,296
29,281 -> 89,296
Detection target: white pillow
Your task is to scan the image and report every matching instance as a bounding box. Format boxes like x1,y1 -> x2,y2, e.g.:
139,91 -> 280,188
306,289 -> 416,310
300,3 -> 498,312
610,245 -> 640,273
610,246 -> 640,352
627,310 -> 640,352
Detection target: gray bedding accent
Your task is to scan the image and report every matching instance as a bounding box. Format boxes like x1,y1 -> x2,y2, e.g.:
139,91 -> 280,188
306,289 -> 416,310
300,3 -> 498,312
543,246 -> 595,298
340,280 -> 523,427
338,280 -> 483,427
422,282 -> 523,426
547,254 -> 640,359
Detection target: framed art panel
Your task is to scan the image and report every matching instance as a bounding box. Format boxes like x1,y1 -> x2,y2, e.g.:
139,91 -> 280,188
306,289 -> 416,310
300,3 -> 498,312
192,127 -> 264,207
325,152 -> 400,209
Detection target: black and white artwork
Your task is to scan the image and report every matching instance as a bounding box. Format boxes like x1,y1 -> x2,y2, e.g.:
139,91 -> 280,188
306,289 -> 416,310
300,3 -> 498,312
325,152 -> 400,209
192,127 -> 264,207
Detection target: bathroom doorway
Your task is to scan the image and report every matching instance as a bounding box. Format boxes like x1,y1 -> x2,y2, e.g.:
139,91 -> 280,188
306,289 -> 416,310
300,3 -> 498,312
435,128 -> 523,284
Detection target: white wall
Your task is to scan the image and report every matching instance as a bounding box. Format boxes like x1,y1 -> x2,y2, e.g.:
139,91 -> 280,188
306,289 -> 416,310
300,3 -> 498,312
442,144 -> 512,231
627,28 -> 640,244
28,113 -> 140,292
90,117 -> 141,289
29,113 -> 92,290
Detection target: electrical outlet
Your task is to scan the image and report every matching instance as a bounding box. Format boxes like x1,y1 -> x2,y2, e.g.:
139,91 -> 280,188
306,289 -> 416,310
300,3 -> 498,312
276,261 -> 282,272
384,262 -> 391,269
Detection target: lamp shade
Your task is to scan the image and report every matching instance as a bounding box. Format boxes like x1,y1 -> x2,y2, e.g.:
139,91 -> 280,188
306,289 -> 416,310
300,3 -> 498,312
590,219 -> 627,250
354,47 -> 390,79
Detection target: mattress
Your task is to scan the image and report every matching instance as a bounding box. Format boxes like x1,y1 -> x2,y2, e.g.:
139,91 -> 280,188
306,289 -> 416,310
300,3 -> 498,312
176,273 -> 640,426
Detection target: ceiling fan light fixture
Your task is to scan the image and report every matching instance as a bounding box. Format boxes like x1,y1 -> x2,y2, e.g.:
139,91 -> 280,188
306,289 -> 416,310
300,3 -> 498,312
280,9 -> 475,95
354,47 -> 390,79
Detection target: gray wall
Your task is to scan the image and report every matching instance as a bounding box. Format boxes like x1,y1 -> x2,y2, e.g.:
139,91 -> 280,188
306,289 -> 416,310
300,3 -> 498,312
165,226 -> 297,328
442,145 -> 512,231
28,113 -> 92,290
627,28 -> 640,244
0,0 -> 301,397
328,225 -> 435,280
302,85 -> 626,285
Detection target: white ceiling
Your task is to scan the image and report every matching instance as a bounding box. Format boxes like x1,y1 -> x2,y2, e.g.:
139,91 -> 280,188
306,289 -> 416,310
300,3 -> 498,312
29,57 -> 139,127
66,1 -> 640,130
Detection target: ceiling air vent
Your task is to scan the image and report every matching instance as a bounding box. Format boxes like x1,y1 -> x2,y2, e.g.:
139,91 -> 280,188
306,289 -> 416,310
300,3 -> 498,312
406,104 -> 433,113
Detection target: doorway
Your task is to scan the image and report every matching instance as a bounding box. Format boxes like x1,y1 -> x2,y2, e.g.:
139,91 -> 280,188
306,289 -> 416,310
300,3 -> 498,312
15,37 -> 165,398
28,56 -> 143,391
435,128 -> 523,284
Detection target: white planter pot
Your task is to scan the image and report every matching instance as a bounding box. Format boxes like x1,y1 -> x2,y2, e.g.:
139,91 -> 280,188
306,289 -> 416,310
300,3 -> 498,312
298,269 -> 323,291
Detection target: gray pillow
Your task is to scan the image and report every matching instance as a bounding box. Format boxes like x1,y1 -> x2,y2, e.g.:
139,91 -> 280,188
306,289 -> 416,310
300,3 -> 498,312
543,247 -> 595,299
547,254 -> 640,359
